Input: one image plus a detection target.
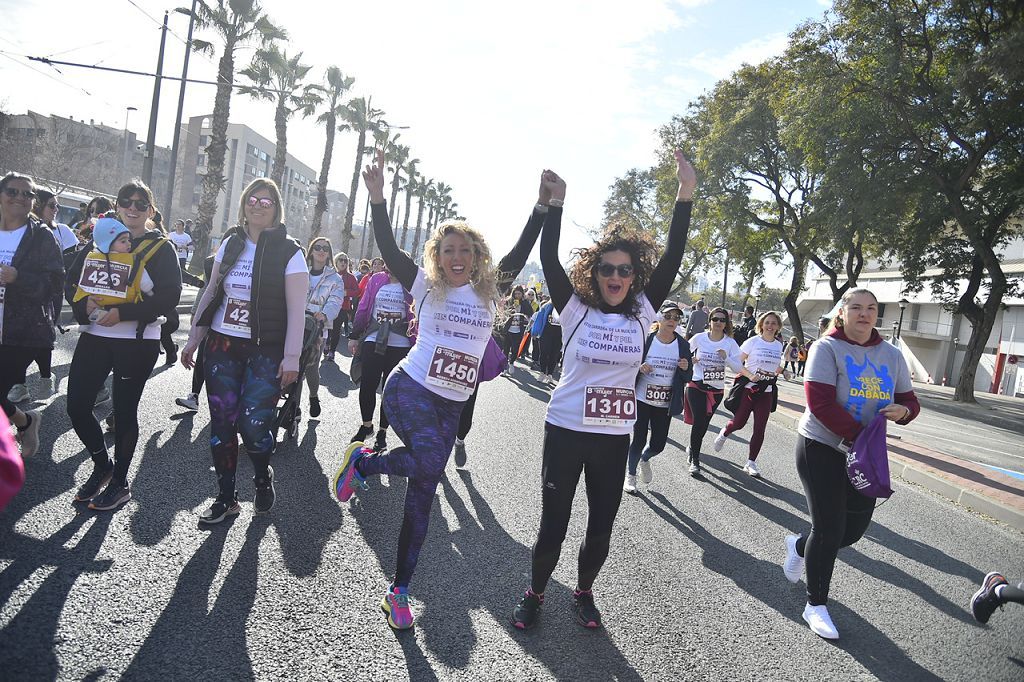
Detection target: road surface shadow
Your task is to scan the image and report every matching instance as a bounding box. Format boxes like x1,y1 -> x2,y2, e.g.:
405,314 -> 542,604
0,513 -> 114,681
319,360 -> 354,399
345,466 -> 642,680
122,518 -> 267,680
642,492 -> 942,682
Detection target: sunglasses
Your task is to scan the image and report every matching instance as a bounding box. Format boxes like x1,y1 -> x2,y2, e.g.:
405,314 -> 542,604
710,316 -> 728,323
3,188 -> 36,199
663,312 -> 682,321
246,196 -> 277,208
117,198 -> 151,211
311,244 -> 331,252
595,263 -> 634,278
45,201 -> 58,209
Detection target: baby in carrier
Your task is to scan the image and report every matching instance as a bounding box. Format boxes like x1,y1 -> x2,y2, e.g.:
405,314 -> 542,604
72,213 -> 157,325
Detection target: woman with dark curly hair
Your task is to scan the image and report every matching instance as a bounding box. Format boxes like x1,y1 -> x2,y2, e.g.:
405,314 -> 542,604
512,151 -> 696,631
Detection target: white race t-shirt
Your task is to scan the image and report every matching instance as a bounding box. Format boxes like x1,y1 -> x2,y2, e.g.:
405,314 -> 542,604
689,332 -> 742,389
545,293 -> 655,435
0,225 -> 28,342
637,334 -> 683,408
168,231 -> 193,259
364,281 -> 412,348
211,236 -> 307,339
740,335 -> 784,389
399,268 -> 494,401
51,223 -> 79,252
85,269 -> 158,340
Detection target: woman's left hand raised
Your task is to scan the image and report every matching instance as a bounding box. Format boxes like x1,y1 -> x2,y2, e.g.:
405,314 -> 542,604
674,149 -> 697,201
361,148 -> 387,204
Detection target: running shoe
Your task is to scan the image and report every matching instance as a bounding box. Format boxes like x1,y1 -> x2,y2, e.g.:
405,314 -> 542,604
623,474 -> 637,494
512,590 -> 544,630
89,482 -> 131,511
309,396 -> 321,418
802,603 -> 839,640
713,430 -> 727,452
332,442 -> 369,502
199,496 -> 242,525
784,534 -> 805,583
75,459 -> 114,502
350,424 -> 373,443
453,440 -> 467,468
165,342 -> 179,366
15,410 -> 42,457
688,462 -> 700,476
175,393 -> 200,411
373,429 -> 387,453
381,585 -> 415,630
573,589 -> 602,629
254,466 -> 276,513
6,384 -> 29,403
638,458 -> 654,485
971,571 -> 1009,624
744,460 -> 761,478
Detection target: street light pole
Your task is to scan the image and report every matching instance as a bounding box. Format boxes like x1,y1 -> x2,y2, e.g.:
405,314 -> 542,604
164,0 -> 197,222
121,106 -> 138,173
142,12 -> 169,186
896,298 -> 909,339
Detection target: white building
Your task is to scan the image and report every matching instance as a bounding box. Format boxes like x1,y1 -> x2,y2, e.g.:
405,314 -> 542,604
796,239 -> 1024,397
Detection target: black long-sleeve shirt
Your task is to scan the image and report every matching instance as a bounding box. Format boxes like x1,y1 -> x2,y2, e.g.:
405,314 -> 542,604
370,201 -> 545,296
540,201 -> 692,313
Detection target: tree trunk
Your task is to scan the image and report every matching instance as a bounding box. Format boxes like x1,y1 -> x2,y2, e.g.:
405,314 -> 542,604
411,196 -> 427,261
389,173 -> 401,225
271,97 -> 288,188
784,254 -> 808,344
194,42 -> 235,265
953,246 -> 1009,403
341,130 -> 365,255
400,186 -> 414,249
309,115 -> 335,240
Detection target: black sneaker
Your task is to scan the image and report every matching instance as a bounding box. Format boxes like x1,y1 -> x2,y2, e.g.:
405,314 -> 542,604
512,590 -> 544,630
165,342 -> 179,366
350,424 -> 373,443
198,495 -> 242,525
254,466 -> 276,514
971,571 -> 1009,624
89,481 -> 131,511
373,429 -> 387,452
573,589 -> 602,628
309,396 -> 321,418
75,459 -> 114,502
454,440 -> 467,468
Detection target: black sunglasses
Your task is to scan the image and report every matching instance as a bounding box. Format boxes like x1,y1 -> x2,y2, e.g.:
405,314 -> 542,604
595,262 -> 634,278
3,188 -> 36,199
663,312 -> 682,320
710,316 -> 728,323
311,244 -> 331,252
117,198 -> 151,211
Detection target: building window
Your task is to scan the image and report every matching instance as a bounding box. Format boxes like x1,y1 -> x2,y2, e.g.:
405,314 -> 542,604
197,154 -> 206,166
200,135 -> 209,147
259,151 -> 268,161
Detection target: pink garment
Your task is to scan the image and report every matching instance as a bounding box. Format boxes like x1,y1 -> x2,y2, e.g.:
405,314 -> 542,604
0,412 -> 25,511
353,271 -> 416,344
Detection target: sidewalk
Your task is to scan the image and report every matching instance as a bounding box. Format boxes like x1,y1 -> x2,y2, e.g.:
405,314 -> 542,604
771,381 -> 1024,532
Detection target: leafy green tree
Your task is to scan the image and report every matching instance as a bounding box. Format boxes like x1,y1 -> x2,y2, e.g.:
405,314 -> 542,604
307,66 -> 355,239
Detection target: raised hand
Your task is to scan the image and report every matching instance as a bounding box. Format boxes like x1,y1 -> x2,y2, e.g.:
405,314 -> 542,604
538,170 -> 553,206
361,148 -> 387,204
542,170 -> 566,203
674,149 -> 697,201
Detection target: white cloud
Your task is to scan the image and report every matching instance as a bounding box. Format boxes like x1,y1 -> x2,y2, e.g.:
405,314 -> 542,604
682,32 -> 791,80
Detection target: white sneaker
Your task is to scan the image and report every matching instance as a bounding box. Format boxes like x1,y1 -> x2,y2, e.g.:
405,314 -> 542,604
7,384 -> 30,403
15,409 -> 42,457
744,460 -> 761,477
688,462 -> 699,476
802,603 -> 839,640
623,474 -> 637,494
713,431 -> 727,452
784,534 -> 804,583
175,393 -> 200,411
638,458 -> 654,485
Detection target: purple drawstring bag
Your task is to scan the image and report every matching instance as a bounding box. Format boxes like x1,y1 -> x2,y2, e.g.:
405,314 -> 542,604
478,336 -> 508,383
846,413 -> 894,499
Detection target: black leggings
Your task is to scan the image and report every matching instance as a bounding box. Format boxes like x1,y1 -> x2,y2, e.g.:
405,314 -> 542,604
0,346 -> 37,418
161,314 -> 179,355
531,423 -> 629,594
539,326 -> 562,375
191,339 -> 207,395
13,346 -> 53,383
504,331 -> 524,364
67,334 -> 160,484
457,383 -> 479,440
685,384 -> 723,463
328,310 -> 350,352
794,435 -> 875,606
627,400 -> 671,475
358,341 -> 409,428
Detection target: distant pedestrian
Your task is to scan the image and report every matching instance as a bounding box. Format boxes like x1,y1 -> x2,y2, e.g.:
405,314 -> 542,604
685,299 -> 708,340
733,304 -> 756,344
784,336 -> 800,373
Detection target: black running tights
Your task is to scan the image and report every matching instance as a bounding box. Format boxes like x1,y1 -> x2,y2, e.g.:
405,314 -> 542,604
358,342 -> 408,428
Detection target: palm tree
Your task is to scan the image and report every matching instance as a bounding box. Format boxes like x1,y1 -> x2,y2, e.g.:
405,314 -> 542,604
411,178 -> 436,261
338,96 -> 384,254
386,143 -> 412,225
400,159 -> 420,249
237,44 -> 317,188
175,0 -> 286,264
363,126 -> 399,258
306,66 -> 355,239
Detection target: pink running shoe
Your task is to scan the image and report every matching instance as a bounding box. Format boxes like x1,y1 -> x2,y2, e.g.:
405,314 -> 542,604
381,585 -> 415,630
332,442 -> 369,502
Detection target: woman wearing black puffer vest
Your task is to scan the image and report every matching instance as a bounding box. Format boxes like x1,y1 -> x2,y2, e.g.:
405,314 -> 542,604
182,179 -> 309,524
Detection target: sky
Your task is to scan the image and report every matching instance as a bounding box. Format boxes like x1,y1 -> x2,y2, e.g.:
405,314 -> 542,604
0,0 -> 833,288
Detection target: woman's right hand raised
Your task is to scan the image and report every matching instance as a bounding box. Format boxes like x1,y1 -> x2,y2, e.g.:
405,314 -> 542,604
541,170 -> 566,203
361,148 -> 387,204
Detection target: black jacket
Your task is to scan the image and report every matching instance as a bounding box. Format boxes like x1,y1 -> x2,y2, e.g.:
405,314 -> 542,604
196,224 -> 300,347
1,219 -> 64,348
641,331 -> 694,417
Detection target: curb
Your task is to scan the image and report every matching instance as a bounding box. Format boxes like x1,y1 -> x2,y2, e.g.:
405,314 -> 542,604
772,406 -> 1024,532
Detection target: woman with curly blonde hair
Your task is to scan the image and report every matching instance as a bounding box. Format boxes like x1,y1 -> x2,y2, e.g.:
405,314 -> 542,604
332,150 -> 545,630
512,151 -> 697,631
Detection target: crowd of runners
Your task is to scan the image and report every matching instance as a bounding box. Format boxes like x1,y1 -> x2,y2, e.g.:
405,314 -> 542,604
2,160 -> 1018,642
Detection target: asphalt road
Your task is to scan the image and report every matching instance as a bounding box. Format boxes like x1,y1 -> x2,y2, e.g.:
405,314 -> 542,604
2,318 -> 1022,681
